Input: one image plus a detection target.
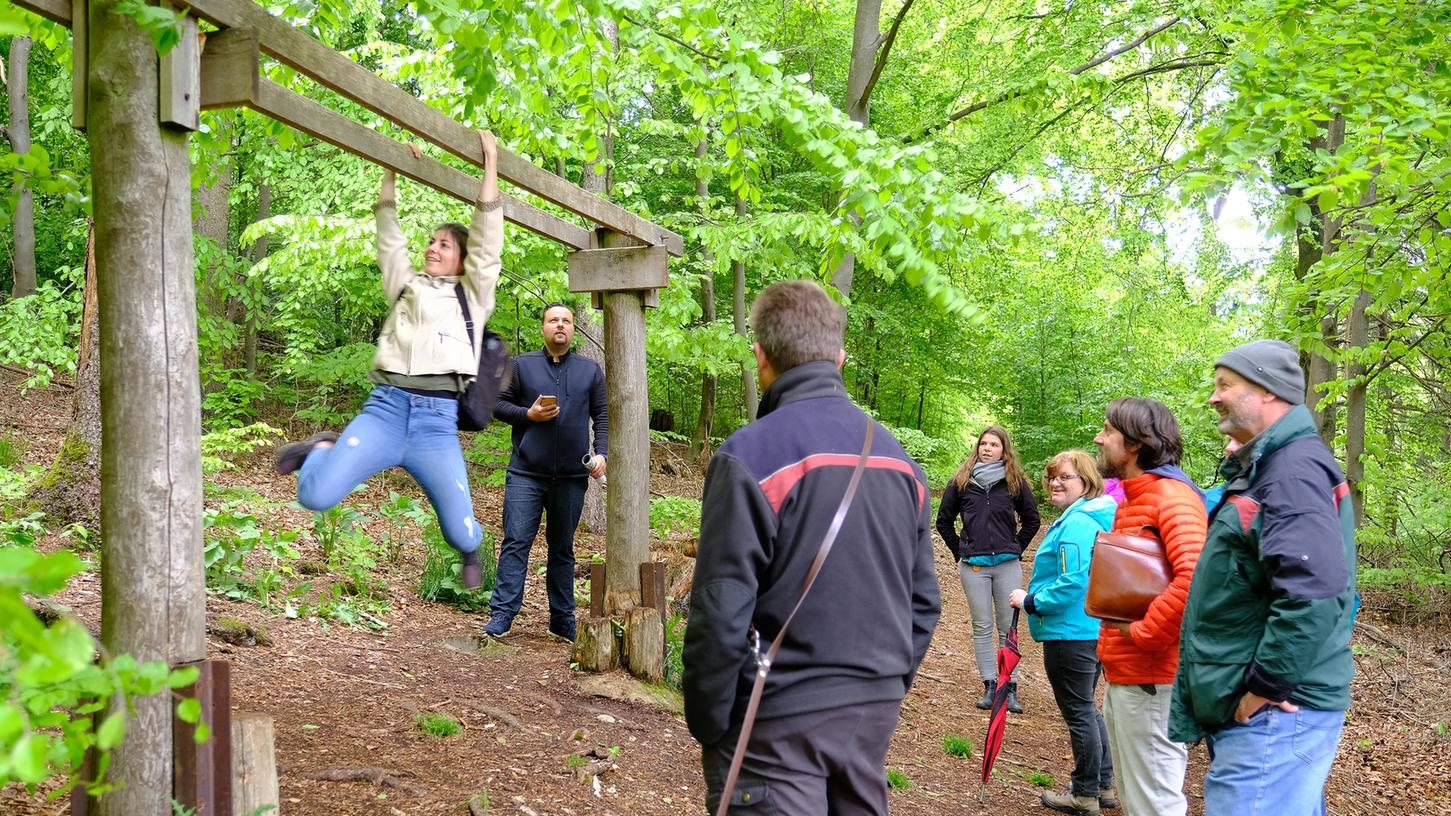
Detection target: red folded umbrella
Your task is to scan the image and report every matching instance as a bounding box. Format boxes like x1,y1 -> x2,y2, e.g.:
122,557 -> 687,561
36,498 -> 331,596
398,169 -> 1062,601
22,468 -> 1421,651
980,608 -> 1022,793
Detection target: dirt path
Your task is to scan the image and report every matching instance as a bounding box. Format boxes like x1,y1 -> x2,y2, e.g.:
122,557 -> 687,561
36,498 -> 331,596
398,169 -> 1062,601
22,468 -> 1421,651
3,380 -> 1449,815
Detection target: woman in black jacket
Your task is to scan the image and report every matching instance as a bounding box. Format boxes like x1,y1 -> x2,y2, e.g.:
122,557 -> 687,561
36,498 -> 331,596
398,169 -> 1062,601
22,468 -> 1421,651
936,424 -> 1041,713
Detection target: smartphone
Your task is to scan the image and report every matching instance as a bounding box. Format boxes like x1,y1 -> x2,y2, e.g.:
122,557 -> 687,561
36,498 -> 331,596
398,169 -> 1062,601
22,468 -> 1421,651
539,395 -> 557,407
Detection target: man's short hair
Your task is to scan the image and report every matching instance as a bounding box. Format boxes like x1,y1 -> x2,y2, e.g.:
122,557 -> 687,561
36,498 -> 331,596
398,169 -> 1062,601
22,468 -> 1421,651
1105,397 -> 1184,471
749,280 -> 847,372
541,302 -> 572,321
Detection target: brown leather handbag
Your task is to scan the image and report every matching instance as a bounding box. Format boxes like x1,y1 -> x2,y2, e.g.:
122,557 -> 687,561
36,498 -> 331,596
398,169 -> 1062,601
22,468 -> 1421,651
1084,526 -> 1172,622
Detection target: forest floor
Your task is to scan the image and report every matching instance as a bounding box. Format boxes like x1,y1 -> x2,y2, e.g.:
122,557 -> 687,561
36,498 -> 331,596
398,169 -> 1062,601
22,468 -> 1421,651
3,370 -> 1450,816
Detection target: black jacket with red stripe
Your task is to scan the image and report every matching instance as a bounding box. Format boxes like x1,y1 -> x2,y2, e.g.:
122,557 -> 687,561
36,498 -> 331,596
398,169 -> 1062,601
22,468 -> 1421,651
682,360 -> 941,748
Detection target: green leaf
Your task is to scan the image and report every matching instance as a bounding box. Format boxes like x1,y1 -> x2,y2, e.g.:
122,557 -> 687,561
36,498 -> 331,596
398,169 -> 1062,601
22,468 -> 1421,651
176,697 -> 202,724
96,712 -> 127,750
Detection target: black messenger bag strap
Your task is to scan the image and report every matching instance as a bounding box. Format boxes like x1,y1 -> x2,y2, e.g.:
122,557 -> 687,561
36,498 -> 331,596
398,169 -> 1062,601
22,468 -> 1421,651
714,421 -> 876,816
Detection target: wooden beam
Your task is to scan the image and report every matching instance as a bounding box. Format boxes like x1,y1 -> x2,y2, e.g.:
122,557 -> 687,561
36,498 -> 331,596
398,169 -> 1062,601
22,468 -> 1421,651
175,0 -> 685,256
567,245 -> 669,293
8,0 -> 71,24
251,80 -> 591,251
71,0 -> 85,130
158,10 -> 202,130
199,28 -> 260,110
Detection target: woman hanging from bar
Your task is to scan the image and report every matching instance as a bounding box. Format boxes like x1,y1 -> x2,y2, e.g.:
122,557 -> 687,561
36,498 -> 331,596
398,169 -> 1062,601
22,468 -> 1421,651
275,130 -> 502,589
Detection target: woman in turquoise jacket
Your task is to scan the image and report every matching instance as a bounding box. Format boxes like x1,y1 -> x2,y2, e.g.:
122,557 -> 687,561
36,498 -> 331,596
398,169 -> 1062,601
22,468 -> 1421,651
1010,450 -> 1118,815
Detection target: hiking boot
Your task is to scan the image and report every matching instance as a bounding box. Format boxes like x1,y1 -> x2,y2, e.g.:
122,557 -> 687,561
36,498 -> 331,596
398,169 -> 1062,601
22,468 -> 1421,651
482,612 -> 513,637
274,431 -> 338,475
460,549 -> 482,590
976,679 -> 994,710
1006,682 -> 1024,714
1098,788 -> 1118,810
1041,789 -> 1100,815
548,616 -> 576,643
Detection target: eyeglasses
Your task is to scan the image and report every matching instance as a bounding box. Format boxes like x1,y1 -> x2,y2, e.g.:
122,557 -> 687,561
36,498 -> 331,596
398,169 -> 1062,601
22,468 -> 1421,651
1046,474 -> 1082,485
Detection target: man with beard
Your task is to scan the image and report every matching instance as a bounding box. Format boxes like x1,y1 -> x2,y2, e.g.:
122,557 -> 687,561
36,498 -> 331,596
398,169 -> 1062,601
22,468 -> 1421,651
1089,398 -> 1206,816
486,303 -> 608,641
1170,340 -> 1356,815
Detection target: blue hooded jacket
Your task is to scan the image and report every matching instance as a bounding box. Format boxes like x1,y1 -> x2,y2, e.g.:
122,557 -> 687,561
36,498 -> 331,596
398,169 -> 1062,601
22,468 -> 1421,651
1024,494 -> 1118,641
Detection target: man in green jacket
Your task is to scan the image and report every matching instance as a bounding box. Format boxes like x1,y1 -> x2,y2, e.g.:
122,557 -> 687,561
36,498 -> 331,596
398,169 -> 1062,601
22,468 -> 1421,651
1170,340 -> 1356,816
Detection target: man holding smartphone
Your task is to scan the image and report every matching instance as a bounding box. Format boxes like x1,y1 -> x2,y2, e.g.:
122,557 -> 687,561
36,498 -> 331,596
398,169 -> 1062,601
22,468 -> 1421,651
487,303 -> 608,641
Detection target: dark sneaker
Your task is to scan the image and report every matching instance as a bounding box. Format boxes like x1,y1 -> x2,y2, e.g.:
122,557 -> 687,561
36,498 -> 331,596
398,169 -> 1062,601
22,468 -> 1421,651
274,431 -> 339,475
483,612 -> 513,637
1042,789 -> 1100,815
1098,788 -> 1118,810
460,550 -> 482,590
548,617 -> 576,643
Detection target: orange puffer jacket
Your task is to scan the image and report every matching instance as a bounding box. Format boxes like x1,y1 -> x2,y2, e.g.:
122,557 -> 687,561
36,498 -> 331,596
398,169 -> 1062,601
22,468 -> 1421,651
1097,472 -> 1207,685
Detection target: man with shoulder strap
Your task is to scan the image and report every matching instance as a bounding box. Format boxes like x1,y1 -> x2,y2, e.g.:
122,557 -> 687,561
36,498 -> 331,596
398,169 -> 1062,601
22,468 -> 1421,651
1171,340 -> 1356,816
682,280 -> 941,815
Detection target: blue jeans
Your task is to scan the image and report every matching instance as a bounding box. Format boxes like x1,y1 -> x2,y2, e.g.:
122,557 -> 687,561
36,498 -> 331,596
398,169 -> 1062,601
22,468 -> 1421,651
490,471 -> 587,624
1203,706 -> 1345,816
296,385 -> 480,554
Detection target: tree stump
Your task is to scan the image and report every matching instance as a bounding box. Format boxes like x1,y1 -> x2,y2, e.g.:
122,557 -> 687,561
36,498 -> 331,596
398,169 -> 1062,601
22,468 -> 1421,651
232,713 -> 279,816
572,616 -> 616,671
622,606 -> 664,684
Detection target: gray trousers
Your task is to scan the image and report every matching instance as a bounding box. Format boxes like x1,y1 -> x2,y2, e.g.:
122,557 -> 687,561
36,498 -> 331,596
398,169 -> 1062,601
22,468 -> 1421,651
959,559 -> 1022,682
701,700 -> 902,815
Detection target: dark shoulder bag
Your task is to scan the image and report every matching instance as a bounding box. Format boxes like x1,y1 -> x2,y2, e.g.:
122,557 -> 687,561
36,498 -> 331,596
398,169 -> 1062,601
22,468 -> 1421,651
453,284 -> 511,432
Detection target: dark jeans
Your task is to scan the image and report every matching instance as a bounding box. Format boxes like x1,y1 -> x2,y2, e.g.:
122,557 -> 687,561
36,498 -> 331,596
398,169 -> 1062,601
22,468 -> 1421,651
700,700 -> 901,815
490,471 -> 587,624
1042,639 -> 1113,797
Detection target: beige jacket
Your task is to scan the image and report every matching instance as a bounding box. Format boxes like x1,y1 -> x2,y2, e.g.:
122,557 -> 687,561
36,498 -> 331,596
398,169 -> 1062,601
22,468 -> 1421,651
371,198 -> 503,376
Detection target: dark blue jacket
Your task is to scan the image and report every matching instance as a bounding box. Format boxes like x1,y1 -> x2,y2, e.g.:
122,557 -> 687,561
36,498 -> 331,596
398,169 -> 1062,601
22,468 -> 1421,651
493,349 -> 607,478
682,361 -> 941,747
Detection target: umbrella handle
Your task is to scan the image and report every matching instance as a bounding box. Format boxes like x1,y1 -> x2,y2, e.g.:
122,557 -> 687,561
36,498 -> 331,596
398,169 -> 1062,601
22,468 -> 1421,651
1011,607 -> 1020,630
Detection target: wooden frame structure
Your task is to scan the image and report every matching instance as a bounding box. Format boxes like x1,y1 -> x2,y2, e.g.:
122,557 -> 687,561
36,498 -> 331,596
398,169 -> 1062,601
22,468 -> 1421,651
14,0 -> 680,811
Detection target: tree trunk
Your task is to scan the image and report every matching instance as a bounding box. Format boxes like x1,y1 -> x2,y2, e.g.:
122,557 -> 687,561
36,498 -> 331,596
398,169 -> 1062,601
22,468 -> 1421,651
1306,115 -> 1346,443
732,195 -> 758,422
1344,287 -> 1370,528
89,5 -> 206,813
29,222 -> 101,528
602,289 -> 648,614
689,138 -> 717,461
243,183 -> 270,377
195,141 -> 231,394
7,36 -> 36,298
828,0 -> 883,296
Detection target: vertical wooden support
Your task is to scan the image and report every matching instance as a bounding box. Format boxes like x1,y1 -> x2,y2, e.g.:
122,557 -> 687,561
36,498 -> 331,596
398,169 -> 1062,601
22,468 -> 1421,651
89,2 -> 205,812
601,235 -> 651,614
639,562 -> 666,617
70,0 -> 86,130
158,7 -> 202,131
589,562 -> 606,618
232,713 -> 279,816
572,617 -> 617,672
174,660 -> 234,816
622,606 -> 665,684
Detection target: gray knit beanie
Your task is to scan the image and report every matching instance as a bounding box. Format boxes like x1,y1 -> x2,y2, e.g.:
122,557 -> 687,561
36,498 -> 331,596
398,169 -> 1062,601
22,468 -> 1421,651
1215,340 -> 1305,405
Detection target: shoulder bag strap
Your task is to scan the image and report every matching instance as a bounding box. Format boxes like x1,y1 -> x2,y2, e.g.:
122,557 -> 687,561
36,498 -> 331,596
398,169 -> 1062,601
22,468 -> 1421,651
714,421 -> 876,816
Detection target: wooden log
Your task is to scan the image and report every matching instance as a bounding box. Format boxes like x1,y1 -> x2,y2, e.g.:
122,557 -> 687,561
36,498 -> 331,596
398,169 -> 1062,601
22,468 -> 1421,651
157,7 -> 200,130
199,27 -> 260,110
173,0 -> 685,256
601,230 -> 652,615
250,79 -> 590,251
567,245 -> 669,293
232,714 -> 280,816
572,616 -> 616,672
89,1 -> 206,812
173,660 -> 233,816
622,606 -> 664,684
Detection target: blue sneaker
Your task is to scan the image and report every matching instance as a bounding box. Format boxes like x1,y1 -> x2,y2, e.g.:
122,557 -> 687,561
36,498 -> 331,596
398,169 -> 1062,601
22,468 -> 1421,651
483,612 -> 513,637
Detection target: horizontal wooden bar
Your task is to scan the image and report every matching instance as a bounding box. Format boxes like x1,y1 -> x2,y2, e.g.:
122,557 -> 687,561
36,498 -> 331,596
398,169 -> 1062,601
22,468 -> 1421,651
176,0 -> 685,256
9,0 -> 70,24
200,27 -> 260,110
252,80 -> 591,251
567,245 -> 669,293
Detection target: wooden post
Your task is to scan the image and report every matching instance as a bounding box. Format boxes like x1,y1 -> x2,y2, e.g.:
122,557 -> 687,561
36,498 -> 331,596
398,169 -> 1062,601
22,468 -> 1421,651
639,562 -> 666,617
622,606 -> 665,684
173,660 -> 233,816
89,2 -> 206,812
70,0 -> 85,130
589,562 -> 606,618
572,617 -> 617,672
232,713 -> 280,816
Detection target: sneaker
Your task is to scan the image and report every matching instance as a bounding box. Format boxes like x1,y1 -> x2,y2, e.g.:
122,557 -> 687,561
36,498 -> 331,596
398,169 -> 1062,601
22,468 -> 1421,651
460,550 -> 482,590
274,431 -> 338,475
548,617 -> 576,643
1041,789 -> 1100,815
483,612 -> 513,637
1098,788 -> 1118,810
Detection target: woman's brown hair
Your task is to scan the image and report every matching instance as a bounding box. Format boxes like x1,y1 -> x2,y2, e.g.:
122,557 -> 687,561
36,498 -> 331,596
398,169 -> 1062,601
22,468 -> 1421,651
1042,450 -> 1104,500
951,425 -> 1029,497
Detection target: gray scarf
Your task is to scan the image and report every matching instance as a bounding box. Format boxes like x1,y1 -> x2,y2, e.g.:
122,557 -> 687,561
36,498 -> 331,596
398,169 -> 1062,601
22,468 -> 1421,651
970,460 -> 1006,491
